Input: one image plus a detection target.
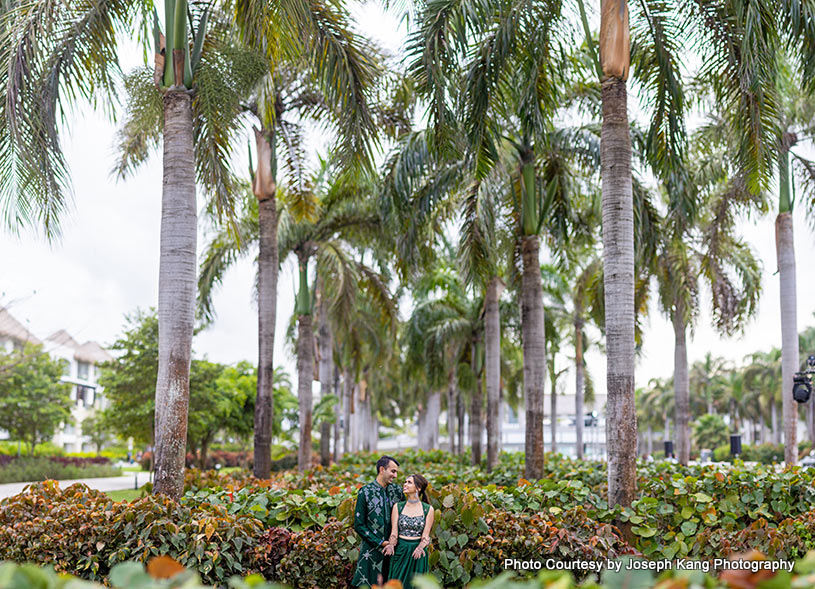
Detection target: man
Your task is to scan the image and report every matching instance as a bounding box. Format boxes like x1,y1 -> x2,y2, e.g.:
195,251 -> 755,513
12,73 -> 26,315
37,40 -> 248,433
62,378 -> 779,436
351,455 -> 405,587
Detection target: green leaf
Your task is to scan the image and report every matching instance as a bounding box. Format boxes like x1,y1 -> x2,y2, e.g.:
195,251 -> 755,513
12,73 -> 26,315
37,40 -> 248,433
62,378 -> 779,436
693,492 -> 713,503
680,521 -> 697,536
631,526 -> 657,538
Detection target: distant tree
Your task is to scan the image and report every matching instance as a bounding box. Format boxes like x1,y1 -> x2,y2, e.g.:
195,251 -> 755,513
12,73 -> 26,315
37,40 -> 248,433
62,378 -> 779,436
81,413 -> 111,456
100,310 -> 297,467
187,360 -> 227,469
98,310 -> 160,449
693,414 -> 729,452
0,344 -> 72,455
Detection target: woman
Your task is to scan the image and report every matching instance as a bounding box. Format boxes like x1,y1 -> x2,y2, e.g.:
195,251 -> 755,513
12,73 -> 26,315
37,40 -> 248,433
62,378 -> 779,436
384,474 -> 435,588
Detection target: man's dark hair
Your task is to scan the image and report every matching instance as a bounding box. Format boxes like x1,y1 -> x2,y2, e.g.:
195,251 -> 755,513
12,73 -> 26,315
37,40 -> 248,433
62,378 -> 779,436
376,455 -> 399,475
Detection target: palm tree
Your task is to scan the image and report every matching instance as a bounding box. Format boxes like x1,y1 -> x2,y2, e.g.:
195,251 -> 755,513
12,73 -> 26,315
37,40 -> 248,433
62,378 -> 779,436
196,28 -> 381,477
643,377 -> 675,454
0,1 -> 268,497
404,243 -> 487,462
0,0 -> 384,494
280,163 -> 390,471
652,145 -> 762,465
744,349 -> 783,444
689,354 -> 729,416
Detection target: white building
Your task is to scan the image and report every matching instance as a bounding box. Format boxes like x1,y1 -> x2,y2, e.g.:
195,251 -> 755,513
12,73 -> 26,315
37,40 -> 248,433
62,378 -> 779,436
0,308 -> 112,452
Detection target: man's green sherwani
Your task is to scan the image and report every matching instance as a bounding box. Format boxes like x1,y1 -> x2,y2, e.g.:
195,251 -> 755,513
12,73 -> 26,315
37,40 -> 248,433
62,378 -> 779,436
351,480 -> 405,587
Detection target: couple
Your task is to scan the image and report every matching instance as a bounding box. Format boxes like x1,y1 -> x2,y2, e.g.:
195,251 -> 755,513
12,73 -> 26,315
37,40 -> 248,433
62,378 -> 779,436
352,455 -> 435,589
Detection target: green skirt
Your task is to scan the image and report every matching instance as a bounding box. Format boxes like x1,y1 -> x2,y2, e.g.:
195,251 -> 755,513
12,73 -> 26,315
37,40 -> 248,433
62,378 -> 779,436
387,538 -> 429,589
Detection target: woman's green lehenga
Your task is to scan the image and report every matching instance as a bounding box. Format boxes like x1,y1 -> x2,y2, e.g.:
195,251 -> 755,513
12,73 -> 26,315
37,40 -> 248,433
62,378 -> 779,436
389,538 -> 429,588
388,502 -> 430,589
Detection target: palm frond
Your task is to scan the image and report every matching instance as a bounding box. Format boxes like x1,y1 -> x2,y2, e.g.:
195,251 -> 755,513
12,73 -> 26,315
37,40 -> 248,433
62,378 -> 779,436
112,67 -> 163,179
630,0 -> 687,176
193,41 -> 267,221
197,188 -> 260,324
0,0 -> 138,238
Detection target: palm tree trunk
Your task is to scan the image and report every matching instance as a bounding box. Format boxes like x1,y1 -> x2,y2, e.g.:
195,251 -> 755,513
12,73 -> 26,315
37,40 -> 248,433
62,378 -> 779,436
673,308 -> 690,465
428,391 -> 441,449
457,391 -> 465,455
777,210 -> 798,466
521,235 -> 546,479
550,366 -> 558,455
343,368 -> 352,454
153,89 -> 196,498
417,402 -> 427,450
601,55 -> 636,505
333,365 -> 341,461
362,395 -> 372,452
317,283 -> 333,467
575,316 -> 585,459
470,342 -> 484,465
447,366 -> 457,454
253,127 -> 278,479
485,277 -> 502,470
297,315 -> 314,472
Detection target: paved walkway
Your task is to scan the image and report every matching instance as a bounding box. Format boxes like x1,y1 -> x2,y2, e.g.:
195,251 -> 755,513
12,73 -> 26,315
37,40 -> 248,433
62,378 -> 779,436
0,472 -> 149,500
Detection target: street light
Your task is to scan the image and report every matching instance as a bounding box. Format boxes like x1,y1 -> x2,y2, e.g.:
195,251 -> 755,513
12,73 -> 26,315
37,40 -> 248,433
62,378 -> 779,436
793,355 -> 815,404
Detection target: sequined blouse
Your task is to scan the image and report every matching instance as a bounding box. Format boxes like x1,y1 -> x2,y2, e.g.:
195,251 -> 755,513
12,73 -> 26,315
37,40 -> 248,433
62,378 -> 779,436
398,504 -> 427,537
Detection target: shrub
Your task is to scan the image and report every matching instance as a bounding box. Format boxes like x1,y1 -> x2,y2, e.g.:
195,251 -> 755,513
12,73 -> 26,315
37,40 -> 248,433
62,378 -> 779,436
475,509 -> 637,579
185,484 -> 354,531
0,456 -> 119,484
275,519 -> 355,589
0,480 -> 263,586
183,469 -> 260,492
0,559 -> 287,589
252,527 -> 292,580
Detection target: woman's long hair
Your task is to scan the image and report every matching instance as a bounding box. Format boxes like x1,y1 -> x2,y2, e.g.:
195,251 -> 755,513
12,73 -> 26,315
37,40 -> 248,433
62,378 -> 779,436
410,474 -> 429,503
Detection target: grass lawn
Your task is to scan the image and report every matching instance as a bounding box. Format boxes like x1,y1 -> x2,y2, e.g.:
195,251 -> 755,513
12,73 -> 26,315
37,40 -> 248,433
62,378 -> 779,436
121,465 -> 146,472
105,488 -> 146,502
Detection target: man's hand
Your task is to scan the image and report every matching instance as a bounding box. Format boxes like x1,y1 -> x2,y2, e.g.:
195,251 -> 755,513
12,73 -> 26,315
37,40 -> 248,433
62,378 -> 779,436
383,543 -> 394,556
379,540 -> 390,552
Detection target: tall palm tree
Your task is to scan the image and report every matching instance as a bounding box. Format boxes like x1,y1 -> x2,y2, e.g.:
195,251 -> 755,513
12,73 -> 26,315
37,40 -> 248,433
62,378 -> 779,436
0,0 -> 384,494
0,1 -> 272,497
744,348 -> 783,444
652,143 -> 762,465
689,354 -> 729,416
404,243 -> 487,462
196,26 -> 382,478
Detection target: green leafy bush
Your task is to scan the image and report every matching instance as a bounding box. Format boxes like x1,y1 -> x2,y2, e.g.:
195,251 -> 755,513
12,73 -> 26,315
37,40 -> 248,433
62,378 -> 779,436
0,481 -> 263,585
275,519 -> 356,589
0,559 -> 286,589
183,485 -> 354,531
692,414 -> 729,451
0,456 -> 120,484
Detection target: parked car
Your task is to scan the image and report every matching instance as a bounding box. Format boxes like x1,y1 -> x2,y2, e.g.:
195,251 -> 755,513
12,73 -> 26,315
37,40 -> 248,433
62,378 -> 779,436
801,450 -> 815,468
569,412 -> 599,427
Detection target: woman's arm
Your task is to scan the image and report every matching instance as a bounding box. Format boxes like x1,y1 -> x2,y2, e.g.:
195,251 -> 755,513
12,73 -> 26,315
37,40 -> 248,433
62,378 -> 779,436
412,507 -> 434,559
389,504 -> 399,544
420,507 -> 434,547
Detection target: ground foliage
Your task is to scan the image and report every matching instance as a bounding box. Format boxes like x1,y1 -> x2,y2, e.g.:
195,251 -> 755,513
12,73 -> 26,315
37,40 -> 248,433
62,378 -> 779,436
0,455 -> 120,484
6,451 -> 815,587
7,553 -> 815,589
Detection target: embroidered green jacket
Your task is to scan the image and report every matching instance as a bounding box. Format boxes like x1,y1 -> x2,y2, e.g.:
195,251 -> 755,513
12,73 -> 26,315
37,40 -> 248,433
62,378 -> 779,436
351,480 -> 405,587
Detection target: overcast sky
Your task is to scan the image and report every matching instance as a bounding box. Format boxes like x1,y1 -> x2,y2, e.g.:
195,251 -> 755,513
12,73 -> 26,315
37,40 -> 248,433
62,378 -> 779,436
2,2 -> 814,403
